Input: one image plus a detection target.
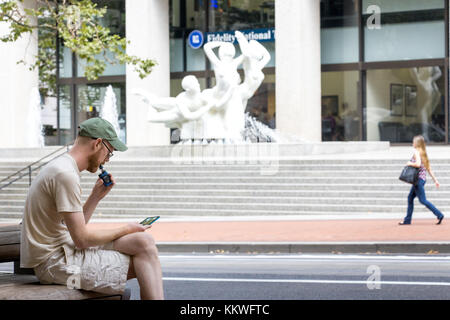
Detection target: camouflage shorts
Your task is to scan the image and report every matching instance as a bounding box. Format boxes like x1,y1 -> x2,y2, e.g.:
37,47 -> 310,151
34,242 -> 130,296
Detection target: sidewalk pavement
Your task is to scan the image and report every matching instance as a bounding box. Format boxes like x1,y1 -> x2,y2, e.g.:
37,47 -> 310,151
84,218 -> 450,255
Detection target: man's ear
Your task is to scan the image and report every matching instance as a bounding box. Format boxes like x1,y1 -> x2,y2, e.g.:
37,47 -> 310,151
92,138 -> 102,151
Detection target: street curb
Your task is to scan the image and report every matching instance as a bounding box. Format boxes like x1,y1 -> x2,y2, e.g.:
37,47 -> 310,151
156,241 -> 450,254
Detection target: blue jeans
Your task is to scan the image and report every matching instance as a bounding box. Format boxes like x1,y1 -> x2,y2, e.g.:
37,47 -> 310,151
403,179 -> 444,224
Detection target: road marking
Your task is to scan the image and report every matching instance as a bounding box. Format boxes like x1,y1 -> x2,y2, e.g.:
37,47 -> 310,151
163,277 -> 450,287
161,254 -> 450,262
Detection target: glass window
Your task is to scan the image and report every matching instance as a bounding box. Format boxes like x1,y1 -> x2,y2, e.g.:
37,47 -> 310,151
170,36 -> 184,72
366,67 -> 445,143
77,50 -> 126,77
58,44 -> 73,78
363,0 -> 445,62
77,83 -> 126,143
321,71 -> 360,141
58,85 -> 73,145
77,0 -> 126,76
208,0 -> 274,32
170,0 -> 207,72
95,0 -> 126,37
41,96 -> 58,146
186,42 -> 206,71
320,0 -> 359,64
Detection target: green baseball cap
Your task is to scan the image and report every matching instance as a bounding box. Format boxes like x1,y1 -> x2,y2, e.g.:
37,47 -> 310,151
78,117 -> 128,152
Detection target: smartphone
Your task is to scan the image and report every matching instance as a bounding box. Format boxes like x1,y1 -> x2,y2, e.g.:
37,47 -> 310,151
139,216 -> 160,226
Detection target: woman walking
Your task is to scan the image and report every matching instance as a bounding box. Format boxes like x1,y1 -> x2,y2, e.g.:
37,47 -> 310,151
399,135 -> 444,225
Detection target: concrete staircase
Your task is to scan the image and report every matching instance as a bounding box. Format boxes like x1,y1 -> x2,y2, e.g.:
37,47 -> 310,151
1,156 -> 450,222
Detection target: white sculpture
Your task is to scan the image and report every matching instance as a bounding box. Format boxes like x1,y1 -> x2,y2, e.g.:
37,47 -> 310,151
223,31 -> 271,141
134,30 -> 271,143
26,87 -> 45,148
133,75 -> 233,140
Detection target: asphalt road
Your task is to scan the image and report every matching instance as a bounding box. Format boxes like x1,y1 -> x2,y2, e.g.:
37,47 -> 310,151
155,253 -> 450,300
2,253 -> 450,300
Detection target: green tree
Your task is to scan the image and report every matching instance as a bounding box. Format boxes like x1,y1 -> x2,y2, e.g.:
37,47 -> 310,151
0,0 -> 156,98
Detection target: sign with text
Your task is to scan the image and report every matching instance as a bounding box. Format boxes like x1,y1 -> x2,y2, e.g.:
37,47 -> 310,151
205,28 -> 275,44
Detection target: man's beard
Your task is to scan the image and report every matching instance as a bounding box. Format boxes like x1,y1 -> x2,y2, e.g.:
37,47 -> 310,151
87,153 -> 101,173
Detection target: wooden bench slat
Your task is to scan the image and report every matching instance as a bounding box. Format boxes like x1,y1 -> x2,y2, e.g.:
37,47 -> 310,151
0,284 -> 122,300
0,244 -> 20,262
0,273 -> 37,286
0,231 -> 20,245
0,274 -> 124,300
0,225 -> 21,232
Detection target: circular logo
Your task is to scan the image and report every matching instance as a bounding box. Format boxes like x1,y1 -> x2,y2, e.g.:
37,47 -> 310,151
188,30 -> 204,49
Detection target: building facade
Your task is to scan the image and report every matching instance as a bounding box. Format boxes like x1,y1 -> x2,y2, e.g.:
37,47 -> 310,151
0,0 -> 449,147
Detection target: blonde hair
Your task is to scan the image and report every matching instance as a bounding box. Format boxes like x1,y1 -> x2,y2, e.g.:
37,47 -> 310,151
413,135 -> 430,171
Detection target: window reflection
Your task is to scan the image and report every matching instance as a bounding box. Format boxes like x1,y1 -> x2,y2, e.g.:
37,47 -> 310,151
321,71 -> 360,141
367,67 -> 445,143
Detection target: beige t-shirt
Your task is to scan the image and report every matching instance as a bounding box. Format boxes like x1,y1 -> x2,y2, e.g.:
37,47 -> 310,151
20,153 -> 83,268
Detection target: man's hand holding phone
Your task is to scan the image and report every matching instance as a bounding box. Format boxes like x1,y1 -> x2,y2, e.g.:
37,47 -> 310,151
125,217 -> 159,235
140,216 -> 160,226
126,222 -> 152,234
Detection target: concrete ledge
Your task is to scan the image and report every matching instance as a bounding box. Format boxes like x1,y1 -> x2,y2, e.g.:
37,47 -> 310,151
156,241 -> 450,254
119,142 -> 390,160
0,142 -> 389,161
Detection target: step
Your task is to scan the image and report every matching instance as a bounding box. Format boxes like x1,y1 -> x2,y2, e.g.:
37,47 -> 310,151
0,207 -> 444,220
1,203 -> 448,214
0,209 -> 435,220
2,158 -> 450,167
9,177 -> 450,185
0,182 -> 443,192
4,162 -> 450,171
2,195 -> 450,206
4,190 -> 450,200
0,170 -> 428,178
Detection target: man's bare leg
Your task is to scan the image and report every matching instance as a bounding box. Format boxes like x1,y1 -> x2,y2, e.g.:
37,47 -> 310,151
113,231 -> 164,300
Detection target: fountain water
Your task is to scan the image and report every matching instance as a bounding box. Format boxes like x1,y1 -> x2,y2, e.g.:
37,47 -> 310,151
26,87 -> 45,147
100,85 -> 121,138
242,113 -> 304,144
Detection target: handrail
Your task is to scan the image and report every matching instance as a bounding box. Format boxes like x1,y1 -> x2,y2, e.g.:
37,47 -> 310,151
0,142 -> 74,190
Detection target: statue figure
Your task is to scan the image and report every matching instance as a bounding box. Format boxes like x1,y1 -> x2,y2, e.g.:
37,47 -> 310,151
133,75 -> 233,141
236,31 -> 271,108
135,30 -> 271,144
203,31 -> 271,142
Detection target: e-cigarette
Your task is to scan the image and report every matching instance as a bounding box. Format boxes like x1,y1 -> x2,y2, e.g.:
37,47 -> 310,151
98,165 -> 113,187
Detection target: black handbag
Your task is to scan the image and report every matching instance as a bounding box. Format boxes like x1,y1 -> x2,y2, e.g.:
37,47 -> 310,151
399,166 -> 419,185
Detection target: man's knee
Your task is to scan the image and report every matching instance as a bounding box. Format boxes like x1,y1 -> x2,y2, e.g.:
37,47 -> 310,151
136,232 -> 158,257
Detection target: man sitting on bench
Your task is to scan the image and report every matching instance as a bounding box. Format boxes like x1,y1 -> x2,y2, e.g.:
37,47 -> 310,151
20,117 -> 164,300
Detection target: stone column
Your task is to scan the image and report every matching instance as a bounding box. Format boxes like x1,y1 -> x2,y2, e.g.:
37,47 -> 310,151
0,0 -> 38,148
126,0 -> 170,146
275,0 -> 322,142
